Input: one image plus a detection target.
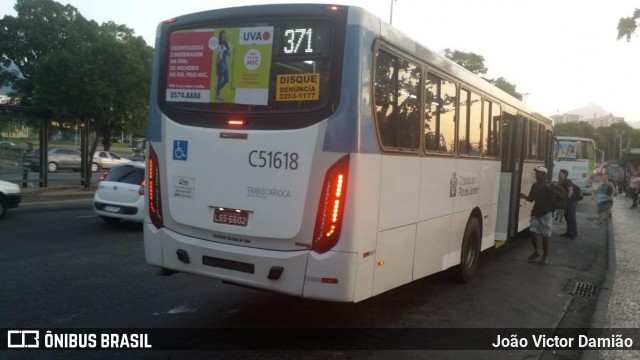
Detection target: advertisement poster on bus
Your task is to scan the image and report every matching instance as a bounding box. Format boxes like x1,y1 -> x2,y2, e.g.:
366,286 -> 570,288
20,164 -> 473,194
166,27 -> 274,105
558,141 -> 578,159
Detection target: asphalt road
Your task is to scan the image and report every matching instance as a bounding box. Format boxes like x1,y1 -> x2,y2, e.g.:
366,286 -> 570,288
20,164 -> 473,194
0,198 -> 608,359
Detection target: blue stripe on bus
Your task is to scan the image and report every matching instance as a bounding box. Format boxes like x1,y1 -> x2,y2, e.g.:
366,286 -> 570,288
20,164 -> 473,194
323,24 -> 380,155
146,32 -> 163,142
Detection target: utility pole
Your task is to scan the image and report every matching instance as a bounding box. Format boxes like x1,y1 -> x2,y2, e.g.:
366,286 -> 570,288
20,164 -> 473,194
390,0 -> 396,24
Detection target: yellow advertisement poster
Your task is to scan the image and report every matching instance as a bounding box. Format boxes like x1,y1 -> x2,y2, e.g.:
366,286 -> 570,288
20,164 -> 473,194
276,73 -> 320,102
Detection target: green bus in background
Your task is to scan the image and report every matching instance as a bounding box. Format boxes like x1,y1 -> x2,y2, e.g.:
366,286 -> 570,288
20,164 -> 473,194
551,136 -> 596,194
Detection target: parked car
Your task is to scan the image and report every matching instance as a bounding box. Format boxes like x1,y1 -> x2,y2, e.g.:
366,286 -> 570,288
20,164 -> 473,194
22,148 -> 101,172
0,141 -> 17,147
0,179 -> 21,219
93,151 -> 133,170
93,162 -> 146,224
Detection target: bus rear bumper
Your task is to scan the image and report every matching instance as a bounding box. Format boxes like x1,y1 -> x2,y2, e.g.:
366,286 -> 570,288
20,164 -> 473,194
144,224 -> 358,301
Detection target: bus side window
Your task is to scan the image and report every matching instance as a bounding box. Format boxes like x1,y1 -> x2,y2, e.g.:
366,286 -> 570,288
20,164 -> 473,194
425,72 -> 456,154
425,132 -> 438,151
374,49 -> 421,151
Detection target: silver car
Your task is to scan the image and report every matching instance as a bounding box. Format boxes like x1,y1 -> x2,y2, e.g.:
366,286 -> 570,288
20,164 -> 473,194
23,148 -> 102,172
93,151 -> 133,170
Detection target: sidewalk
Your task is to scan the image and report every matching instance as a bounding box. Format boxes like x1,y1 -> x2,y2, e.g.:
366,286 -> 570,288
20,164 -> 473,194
591,196 -> 640,359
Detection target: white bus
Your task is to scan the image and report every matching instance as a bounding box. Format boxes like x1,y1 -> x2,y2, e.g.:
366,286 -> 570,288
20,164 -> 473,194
551,136 -> 596,193
144,4 -> 553,302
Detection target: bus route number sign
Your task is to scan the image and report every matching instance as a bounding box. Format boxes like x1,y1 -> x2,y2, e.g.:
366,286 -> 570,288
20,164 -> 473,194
276,73 -> 320,101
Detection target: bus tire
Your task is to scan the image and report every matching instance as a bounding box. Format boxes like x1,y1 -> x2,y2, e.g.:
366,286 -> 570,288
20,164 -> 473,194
458,216 -> 481,283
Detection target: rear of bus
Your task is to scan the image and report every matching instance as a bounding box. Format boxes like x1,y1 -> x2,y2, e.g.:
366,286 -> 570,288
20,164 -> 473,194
551,137 -> 596,193
144,4 -> 364,301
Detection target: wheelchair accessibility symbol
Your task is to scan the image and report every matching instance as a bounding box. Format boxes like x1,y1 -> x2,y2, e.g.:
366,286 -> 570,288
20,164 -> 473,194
173,140 -> 188,161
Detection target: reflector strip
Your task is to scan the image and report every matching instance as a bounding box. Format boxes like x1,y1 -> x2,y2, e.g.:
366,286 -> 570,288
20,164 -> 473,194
305,276 -> 339,284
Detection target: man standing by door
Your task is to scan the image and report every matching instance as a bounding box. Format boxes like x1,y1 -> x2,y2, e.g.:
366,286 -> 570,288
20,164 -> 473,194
520,166 -> 554,265
558,169 -> 577,240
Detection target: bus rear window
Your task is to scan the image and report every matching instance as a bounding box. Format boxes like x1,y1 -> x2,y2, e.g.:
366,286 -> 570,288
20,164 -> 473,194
557,140 -> 593,160
163,21 -> 334,113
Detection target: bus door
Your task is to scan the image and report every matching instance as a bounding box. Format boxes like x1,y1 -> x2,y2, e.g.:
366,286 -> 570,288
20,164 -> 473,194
495,112 -> 524,242
551,137 -> 563,182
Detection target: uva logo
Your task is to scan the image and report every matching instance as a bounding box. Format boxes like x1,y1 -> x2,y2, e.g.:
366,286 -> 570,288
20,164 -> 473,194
242,31 -> 271,42
239,27 -> 274,45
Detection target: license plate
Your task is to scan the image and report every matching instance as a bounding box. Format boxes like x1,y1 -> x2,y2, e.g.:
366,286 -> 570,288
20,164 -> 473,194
104,205 -> 120,213
214,208 -> 249,227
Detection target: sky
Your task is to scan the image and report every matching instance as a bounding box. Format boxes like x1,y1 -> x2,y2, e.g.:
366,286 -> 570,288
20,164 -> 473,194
2,0 -> 640,123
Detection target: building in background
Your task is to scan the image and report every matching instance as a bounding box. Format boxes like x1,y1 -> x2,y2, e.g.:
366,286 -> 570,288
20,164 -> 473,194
550,102 -> 624,128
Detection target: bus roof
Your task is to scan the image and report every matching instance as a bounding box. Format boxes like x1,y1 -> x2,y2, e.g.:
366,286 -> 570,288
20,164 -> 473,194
160,3 -> 553,128
554,136 -> 595,142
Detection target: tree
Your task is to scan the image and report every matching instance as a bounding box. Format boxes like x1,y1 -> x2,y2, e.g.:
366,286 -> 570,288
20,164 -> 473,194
443,48 -> 522,100
443,48 -> 487,75
617,8 -> 640,42
490,77 -> 523,101
553,122 -> 597,139
594,122 -> 637,163
2,0 -> 153,189
0,0 -> 98,101
31,21 -> 152,188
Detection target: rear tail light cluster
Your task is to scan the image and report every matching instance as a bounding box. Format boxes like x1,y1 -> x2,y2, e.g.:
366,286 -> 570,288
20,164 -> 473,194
312,155 -> 350,254
98,170 -> 109,182
148,145 -> 163,228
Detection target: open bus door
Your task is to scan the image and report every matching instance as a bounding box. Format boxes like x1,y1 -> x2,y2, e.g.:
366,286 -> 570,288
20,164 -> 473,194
495,112 -> 525,245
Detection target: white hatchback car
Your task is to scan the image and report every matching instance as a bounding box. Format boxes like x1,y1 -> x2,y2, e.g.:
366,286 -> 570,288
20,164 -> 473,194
0,179 -> 22,219
94,162 -> 145,224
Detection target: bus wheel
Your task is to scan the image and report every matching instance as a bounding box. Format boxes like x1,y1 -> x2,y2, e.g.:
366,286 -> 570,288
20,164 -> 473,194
459,217 -> 481,283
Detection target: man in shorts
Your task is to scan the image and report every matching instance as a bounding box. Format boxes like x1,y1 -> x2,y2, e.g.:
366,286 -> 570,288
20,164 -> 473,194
520,166 -> 554,265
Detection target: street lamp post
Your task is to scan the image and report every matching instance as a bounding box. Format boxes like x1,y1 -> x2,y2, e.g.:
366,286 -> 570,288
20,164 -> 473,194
390,0 -> 396,24
595,148 -> 605,164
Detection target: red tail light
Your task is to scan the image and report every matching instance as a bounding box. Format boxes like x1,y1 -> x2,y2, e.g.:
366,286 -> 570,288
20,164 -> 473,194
227,119 -> 245,127
313,154 -> 350,253
139,180 -> 145,196
98,170 -> 109,181
148,145 -> 163,228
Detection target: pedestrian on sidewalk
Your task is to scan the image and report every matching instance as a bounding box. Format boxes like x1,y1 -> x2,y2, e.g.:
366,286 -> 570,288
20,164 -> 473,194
614,167 -> 625,195
629,170 -> 640,209
519,166 -> 553,265
593,174 -> 616,224
558,169 -> 577,239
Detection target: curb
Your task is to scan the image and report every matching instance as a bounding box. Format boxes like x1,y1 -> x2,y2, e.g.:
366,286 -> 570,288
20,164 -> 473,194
20,186 -> 96,203
581,216 -> 616,360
